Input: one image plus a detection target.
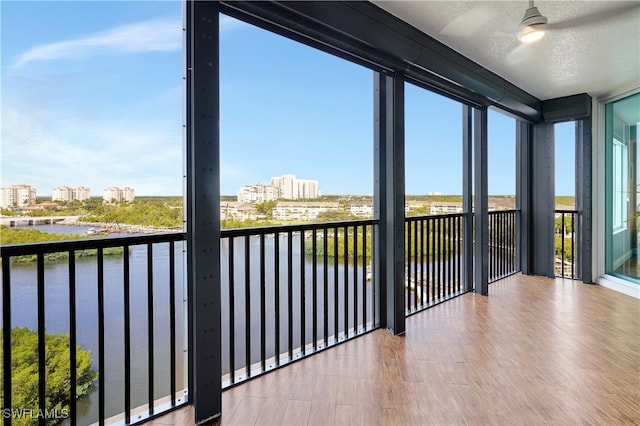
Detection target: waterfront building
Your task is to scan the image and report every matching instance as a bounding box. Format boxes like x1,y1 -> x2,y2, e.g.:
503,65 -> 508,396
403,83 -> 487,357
429,201 -> 464,215
350,202 -> 374,217
236,183 -> 280,203
220,201 -> 259,221
0,184 -> 36,208
103,186 -> 135,203
270,174 -> 320,199
52,186 -> 91,202
272,201 -> 339,220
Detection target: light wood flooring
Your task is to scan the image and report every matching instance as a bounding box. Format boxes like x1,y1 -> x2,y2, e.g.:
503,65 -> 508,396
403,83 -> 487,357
151,274 -> 640,425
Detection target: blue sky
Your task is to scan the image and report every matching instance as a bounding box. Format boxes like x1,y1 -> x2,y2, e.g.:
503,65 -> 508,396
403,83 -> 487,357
1,1 -> 576,197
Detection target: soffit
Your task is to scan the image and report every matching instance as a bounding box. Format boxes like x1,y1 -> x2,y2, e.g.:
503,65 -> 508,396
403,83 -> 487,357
372,1 -> 640,101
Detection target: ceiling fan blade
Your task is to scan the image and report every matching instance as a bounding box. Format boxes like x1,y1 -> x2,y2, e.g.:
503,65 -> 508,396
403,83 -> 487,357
546,3 -> 639,31
440,4 -> 501,37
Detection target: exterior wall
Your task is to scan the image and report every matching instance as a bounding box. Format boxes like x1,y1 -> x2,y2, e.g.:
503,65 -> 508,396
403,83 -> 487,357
52,186 -> 90,202
0,185 -> 36,208
270,174 -> 319,200
272,201 -> 339,220
237,184 -> 280,203
74,187 -> 91,201
103,187 -> 135,203
430,202 -> 463,214
221,201 -> 258,221
350,203 -> 374,217
52,186 -> 73,202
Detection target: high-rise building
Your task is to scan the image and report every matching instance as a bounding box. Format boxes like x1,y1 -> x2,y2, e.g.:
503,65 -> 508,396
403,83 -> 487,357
103,187 -> 135,203
270,174 -> 319,200
52,186 -> 91,202
237,183 -> 280,203
0,184 -> 36,208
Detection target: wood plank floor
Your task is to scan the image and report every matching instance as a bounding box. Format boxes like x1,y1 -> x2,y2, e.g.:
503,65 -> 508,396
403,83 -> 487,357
150,274 -> 640,425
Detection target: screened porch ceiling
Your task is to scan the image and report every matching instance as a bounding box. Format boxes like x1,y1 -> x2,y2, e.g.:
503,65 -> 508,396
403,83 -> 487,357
372,1 -> 640,101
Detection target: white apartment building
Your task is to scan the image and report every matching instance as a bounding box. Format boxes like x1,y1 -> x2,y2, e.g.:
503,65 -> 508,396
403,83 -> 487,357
270,174 -> 320,200
0,184 -> 36,208
103,187 -> 135,203
52,186 -> 91,202
429,202 -> 463,215
221,201 -> 259,221
237,184 -> 280,203
350,203 -> 374,217
272,201 -> 339,221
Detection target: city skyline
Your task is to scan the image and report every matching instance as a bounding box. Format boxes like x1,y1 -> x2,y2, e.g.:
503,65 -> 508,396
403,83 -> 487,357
1,1 -> 577,198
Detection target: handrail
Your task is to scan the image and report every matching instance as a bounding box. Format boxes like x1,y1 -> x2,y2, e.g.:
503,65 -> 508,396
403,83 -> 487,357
554,209 -> 579,279
1,232 -> 187,256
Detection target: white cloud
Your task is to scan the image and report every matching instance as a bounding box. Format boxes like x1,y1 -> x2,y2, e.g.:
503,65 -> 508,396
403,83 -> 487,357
12,18 -> 181,70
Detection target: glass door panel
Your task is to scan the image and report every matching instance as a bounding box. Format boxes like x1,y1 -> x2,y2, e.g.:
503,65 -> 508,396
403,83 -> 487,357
605,92 -> 639,283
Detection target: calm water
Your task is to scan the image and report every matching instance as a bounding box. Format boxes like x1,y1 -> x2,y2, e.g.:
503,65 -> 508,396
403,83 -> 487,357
2,224 -> 187,425
2,224 -> 374,425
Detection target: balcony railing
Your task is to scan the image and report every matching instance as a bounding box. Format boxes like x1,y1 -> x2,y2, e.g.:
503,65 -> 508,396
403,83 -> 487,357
1,233 -> 188,426
1,211 -> 529,424
405,213 -> 467,314
220,219 -> 378,387
555,210 -> 580,279
488,210 -> 519,283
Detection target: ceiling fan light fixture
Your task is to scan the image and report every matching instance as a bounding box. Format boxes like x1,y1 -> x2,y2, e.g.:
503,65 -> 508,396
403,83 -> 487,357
517,4 -> 548,43
518,25 -> 546,43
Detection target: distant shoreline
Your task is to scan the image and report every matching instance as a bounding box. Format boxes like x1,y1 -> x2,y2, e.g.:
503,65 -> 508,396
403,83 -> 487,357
58,218 -> 182,235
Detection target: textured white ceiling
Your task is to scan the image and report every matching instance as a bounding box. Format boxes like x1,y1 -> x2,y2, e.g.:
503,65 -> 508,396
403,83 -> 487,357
372,1 -> 640,101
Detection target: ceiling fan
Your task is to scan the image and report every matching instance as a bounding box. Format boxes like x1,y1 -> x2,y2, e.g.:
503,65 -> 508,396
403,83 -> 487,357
517,1 -> 547,43
440,1 -> 639,43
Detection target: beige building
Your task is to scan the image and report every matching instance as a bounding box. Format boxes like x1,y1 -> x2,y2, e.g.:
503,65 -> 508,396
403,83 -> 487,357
0,184 -> 36,209
103,187 -> 135,203
221,201 -> 259,221
270,174 -> 320,199
52,186 -> 91,202
237,184 -> 280,203
350,203 -> 374,217
272,201 -> 339,221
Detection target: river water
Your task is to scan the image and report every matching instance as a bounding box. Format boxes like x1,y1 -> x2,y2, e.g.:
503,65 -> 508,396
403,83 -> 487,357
2,224 -> 375,425
2,224 -> 187,425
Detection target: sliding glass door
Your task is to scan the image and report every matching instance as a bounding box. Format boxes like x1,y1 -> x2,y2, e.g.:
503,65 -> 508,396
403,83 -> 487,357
605,92 -> 639,283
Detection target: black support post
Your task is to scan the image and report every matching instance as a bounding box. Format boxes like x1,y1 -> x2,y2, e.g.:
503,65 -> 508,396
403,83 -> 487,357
576,118 -> 593,283
474,108 -> 489,295
516,120 -> 532,274
374,72 -> 405,335
186,1 -> 222,423
462,105 -> 474,292
530,122 -> 557,277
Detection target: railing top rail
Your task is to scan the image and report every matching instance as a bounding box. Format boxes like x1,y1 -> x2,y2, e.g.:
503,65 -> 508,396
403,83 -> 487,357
1,232 -> 187,257
555,209 -> 579,214
405,212 -> 465,222
221,219 -> 379,238
488,209 -> 519,214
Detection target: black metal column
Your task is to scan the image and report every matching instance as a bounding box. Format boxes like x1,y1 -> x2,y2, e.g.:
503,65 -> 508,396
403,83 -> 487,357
576,118 -> 593,283
516,120 -> 532,274
186,1 -> 222,423
462,105 -> 474,292
374,72 -> 405,335
530,122 -> 556,277
474,107 -> 489,295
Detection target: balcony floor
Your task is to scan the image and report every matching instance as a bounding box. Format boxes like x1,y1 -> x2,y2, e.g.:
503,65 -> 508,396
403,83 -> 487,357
151,274 -> 640,425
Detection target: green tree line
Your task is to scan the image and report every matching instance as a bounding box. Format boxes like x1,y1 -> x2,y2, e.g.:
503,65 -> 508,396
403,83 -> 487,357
79,200 -> 182,228
0,327 -> 97,426
0,226 -> 123,263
